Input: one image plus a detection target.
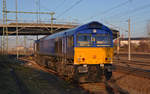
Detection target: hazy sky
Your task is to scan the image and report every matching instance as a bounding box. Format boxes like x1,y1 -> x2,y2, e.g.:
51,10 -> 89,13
0,0 -> 150,48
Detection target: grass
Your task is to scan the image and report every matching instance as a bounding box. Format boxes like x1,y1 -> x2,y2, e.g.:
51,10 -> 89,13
0,55 -> 86,94
15,66 -> 78,94
0,55 -> 61,94
0,55 -> 20,94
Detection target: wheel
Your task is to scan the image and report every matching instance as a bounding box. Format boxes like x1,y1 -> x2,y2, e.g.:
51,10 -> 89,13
87,65 -> 97,81
96,65 -> 103,81
86,65 -> 103,82
72,66 -> 79,83
56,58 -> 64,76
44,60 -> 49,68
104,69 -> 112,80
65,65 -> 74,80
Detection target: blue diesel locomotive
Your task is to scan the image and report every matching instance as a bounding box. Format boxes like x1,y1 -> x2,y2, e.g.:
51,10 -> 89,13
35,21 -> 118,81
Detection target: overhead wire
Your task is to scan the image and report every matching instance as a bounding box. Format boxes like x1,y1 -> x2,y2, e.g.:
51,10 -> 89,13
83,0 -> 131,21
131,10 -> 150,25
109,5 -> 150,23
57,0 -> 84,18
109,3 -> 150,19
36,0 -> 67,12
104,20 -> 128,32
133,18 -> 150,25
53,0 -> 66,12
100,1 -> 150,37
82,0 -> 131,35
33,0 -> 69,23
121,3 -> 150,17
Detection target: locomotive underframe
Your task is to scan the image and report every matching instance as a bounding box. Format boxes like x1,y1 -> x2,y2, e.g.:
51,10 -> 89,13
35,53 -> 112,81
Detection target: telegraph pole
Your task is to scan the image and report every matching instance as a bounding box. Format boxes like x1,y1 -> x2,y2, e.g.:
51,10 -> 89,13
2,0 -> 8,55
50,12 -> 55,33
24,36 -> 26,55
36,0 -> 41,23
2,0 -> 6,54
128,18 -> 131,61
0,24 -> 2,53
117,31 -> 120,60
16,0 -> 19,59
6,12 -> 8,54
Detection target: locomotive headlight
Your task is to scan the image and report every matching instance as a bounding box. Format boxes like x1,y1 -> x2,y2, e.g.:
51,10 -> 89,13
78,58 -> 81,62
93,29 -> 97,33
108,58 -> 111,60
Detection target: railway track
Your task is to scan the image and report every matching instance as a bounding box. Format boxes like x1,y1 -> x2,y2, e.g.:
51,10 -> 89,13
3,55 -> 150,94
80,80 -> 129,94
114,64 -> 150,79
19,57 -> 129,94
18,57 -> 150,80
114,59 -> 150,64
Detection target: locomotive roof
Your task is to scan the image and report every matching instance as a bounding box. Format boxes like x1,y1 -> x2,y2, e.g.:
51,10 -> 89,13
41,21 -> 113,40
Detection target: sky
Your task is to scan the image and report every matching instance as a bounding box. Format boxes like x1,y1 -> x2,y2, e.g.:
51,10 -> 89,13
0,0 -> 150,48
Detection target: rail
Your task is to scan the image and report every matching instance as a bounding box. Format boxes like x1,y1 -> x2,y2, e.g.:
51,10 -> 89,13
114,64 -> 150,79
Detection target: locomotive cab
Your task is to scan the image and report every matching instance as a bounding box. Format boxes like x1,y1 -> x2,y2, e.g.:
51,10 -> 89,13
74,31 -> 113,65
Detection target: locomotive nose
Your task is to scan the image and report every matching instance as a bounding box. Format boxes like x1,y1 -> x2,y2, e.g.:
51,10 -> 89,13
74,47 -> 113,65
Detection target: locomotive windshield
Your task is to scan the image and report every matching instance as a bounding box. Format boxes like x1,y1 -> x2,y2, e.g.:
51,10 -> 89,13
77,33 -> 112,47
77,34 -> 92,46
95,34 -> 111,46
